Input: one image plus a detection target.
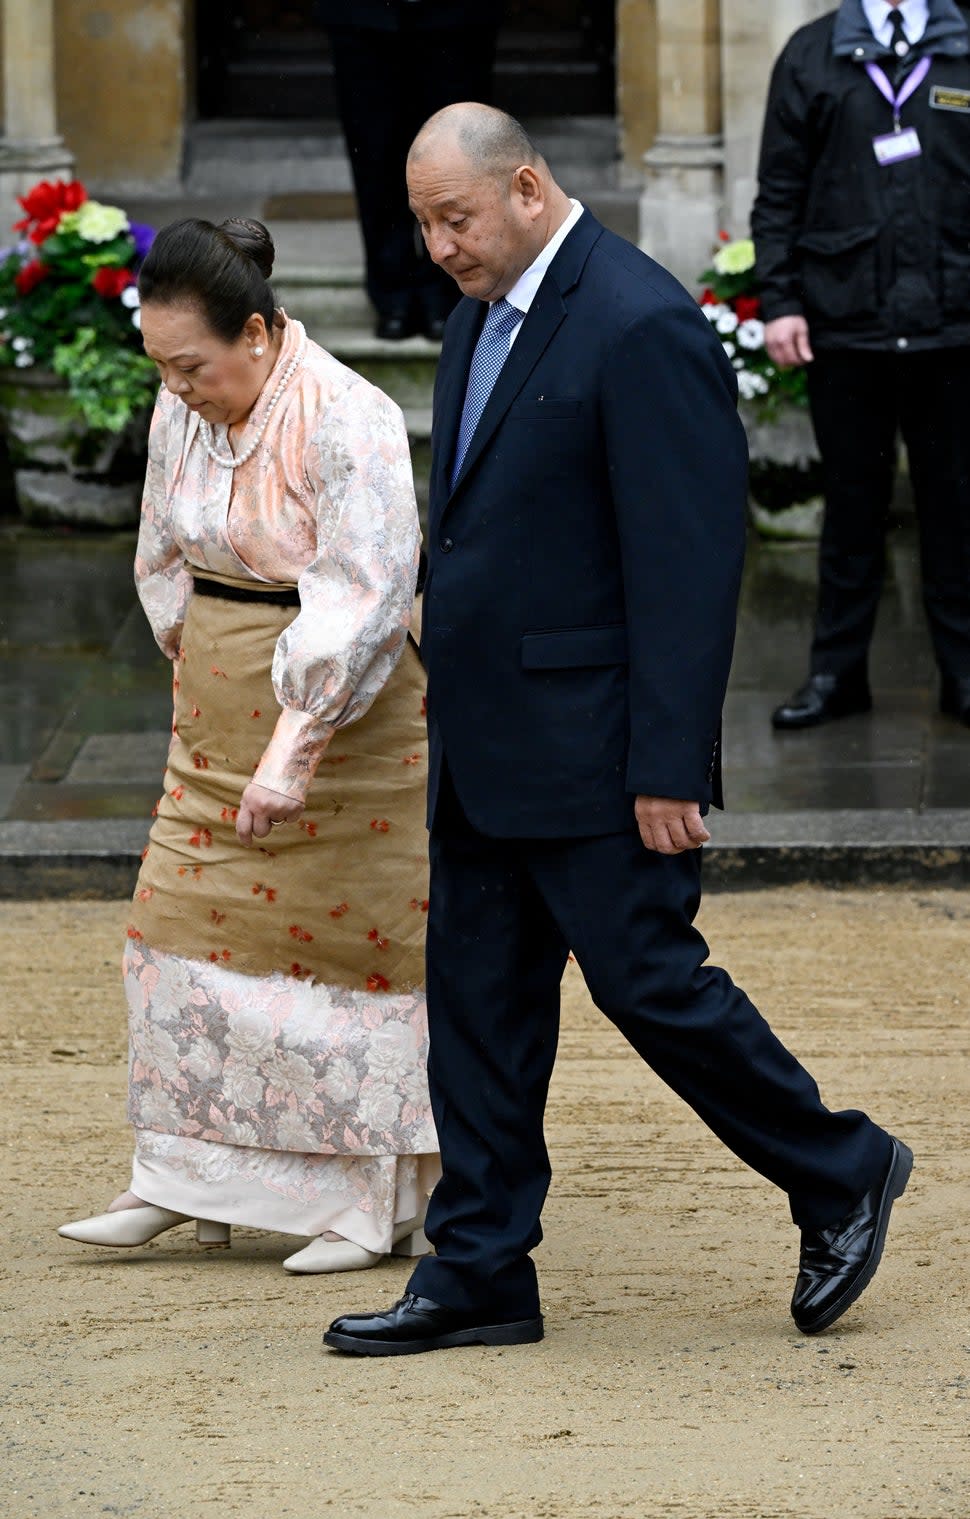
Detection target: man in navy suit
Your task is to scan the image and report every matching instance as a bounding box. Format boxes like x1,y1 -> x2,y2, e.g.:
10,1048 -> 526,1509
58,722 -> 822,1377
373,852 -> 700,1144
325,105 -> 912,1357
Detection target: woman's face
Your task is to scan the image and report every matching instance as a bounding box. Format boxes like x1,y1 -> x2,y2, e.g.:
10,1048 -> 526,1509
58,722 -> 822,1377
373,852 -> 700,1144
140,303 -> 270,426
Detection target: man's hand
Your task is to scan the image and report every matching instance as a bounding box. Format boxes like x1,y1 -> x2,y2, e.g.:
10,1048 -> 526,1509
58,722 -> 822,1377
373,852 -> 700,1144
635,796 -> 710,855
236,782 -> 304,847
764,315 -> 814,370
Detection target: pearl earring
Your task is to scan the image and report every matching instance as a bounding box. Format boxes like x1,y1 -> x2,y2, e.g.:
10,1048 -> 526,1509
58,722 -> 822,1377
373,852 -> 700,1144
252,345 -> 264,358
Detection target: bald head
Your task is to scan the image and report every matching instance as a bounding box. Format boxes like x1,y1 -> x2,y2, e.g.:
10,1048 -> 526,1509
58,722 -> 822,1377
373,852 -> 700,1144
407,102 -> 573,304
409,102 -> 543,183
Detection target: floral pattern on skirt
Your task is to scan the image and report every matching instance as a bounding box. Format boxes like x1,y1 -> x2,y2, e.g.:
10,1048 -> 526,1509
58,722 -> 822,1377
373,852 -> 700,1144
125,941 -> 436,1157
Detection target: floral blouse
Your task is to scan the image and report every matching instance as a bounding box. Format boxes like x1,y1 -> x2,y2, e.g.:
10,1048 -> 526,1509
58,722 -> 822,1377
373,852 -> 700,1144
135,316 -> 420,803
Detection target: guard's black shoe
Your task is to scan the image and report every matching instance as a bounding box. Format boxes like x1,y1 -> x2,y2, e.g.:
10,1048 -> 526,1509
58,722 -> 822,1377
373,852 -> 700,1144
791,1136 -> 913,1335
375,311 -> 418,342
771,672 -> 872,730
940,675 -> 970,727
324,1292 -> 544,1357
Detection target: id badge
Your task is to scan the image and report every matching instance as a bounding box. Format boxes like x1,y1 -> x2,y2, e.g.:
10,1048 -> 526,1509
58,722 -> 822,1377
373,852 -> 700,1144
872,127 -> 922,164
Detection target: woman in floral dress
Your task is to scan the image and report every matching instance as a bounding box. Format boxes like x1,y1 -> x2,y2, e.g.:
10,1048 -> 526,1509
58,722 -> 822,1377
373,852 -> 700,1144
58,217 -> 438,1272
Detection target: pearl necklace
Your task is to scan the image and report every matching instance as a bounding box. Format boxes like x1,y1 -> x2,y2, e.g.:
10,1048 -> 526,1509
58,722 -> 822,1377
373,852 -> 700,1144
198,340 -> 304,470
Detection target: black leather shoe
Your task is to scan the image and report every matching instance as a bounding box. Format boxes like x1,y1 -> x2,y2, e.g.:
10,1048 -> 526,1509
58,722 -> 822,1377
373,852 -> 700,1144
375,311 -> 418,342
324,1292 -> 544,1357
771,672 -> 872,730
791,1136 -> 913,1335
940,675 -> 970,727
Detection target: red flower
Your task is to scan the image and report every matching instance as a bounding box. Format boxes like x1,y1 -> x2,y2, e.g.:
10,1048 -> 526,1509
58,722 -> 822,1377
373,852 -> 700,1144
13,178 -> 86,244
718,229 -> 731,243
735,295 -> 762,323
699,287 -> 718,306
15,260 -> 49,296
92,266 -> 134,299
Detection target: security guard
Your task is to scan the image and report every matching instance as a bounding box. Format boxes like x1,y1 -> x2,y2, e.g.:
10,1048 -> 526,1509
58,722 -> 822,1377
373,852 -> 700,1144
318,1 -> 504,340
753,0 -> 970,729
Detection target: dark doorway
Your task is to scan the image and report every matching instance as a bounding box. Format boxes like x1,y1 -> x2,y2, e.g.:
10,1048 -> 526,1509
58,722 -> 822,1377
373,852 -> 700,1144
196,2 -> 616,121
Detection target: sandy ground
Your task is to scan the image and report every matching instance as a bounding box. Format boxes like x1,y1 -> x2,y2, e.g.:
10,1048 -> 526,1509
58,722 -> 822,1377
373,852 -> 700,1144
1,887 -> 968,1519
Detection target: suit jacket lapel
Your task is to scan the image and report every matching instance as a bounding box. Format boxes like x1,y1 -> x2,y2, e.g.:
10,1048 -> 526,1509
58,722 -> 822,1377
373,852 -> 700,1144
441,210 -> 605,507
430,298 -> 485,526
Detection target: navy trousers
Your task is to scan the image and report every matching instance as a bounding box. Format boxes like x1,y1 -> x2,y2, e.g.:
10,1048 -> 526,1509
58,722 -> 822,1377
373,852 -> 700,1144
409,777 -> 892,1319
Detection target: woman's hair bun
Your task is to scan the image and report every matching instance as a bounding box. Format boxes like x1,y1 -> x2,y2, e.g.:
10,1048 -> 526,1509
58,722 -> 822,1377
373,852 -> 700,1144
219,217 -> 275,280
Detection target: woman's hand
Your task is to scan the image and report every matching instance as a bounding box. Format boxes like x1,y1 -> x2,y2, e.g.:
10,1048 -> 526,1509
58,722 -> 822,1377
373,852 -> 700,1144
236,782 -> 304,846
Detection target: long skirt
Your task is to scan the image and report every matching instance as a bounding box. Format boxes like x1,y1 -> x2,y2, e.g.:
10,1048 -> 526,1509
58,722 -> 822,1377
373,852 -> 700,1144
123,574 -> 438,1248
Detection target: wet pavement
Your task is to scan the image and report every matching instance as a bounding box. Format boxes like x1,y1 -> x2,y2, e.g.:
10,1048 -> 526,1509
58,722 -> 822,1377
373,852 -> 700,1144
0,503 -> 967,889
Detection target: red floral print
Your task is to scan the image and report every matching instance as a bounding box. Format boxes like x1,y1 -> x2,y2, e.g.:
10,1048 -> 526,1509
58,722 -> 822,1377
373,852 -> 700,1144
289,924 -> 314,943
366,973 -> 391,993
370,818 -> 390,833
329,902 -> 349,918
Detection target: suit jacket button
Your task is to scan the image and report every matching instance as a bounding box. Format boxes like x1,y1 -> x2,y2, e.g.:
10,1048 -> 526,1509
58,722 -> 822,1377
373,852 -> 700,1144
440,537 -> 454,554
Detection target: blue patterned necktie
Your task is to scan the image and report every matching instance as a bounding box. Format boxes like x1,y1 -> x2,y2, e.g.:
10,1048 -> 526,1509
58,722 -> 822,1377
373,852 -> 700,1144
451,297 -> 522,487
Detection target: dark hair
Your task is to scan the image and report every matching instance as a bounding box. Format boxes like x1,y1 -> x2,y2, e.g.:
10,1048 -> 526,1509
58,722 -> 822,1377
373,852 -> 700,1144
138,217 -> 276,342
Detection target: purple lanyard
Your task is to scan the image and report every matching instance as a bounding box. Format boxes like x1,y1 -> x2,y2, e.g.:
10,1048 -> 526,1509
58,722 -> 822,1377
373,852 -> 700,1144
865,54 -> 933,127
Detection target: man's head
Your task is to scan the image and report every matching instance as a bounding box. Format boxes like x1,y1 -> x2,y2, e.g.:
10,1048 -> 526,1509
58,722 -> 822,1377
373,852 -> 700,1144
407,103 -> 571,303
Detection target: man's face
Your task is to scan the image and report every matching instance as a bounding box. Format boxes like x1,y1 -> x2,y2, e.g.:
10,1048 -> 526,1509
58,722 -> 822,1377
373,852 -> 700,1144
408,144 -> 544,303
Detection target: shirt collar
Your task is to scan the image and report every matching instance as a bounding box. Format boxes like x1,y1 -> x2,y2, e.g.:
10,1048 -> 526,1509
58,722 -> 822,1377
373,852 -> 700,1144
861,0 -> 929,46
502,199 -> 584,316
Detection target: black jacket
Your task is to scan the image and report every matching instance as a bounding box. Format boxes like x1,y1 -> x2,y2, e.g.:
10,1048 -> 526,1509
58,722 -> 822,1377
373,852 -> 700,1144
317,1 -> 503,29
422,213 -> 747,836
752,0 -> 970,349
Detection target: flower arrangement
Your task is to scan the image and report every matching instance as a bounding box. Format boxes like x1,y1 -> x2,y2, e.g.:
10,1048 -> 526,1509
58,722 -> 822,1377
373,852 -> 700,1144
699,233 -> 824,531
0,177 -> 156,432
698,233 -> 807,416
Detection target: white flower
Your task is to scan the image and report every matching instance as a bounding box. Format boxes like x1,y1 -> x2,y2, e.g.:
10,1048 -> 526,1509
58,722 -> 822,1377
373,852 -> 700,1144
750,373 -> 770,395
222,1119 -> 259,1146
263,1048 -> 316,1102
401,1066 -> 430,1108
131,1019 -> 180,1079
721,340 -> 736,358
222,1058 -> 265,1111
138,1088 -> 183,1132
321,1054 -> 359,1105
151,955 -> 194,1022
0,307 -> 8,319
120,285 -> 141,309
716,310 -> 739,335
702,302 -> 729,324
356,1080 -> 402,1133
737,319 -> 766,350
14,352 -> 33,368
225,1008 -> 275,1063
275,1112 -> 318,1151
184,1036 -> 222,1081
11,335 -> 31,351
131,308 -> 141,330
737,370 -> 760,400
732,358 -> 744,371
366,1022 -> 418,1083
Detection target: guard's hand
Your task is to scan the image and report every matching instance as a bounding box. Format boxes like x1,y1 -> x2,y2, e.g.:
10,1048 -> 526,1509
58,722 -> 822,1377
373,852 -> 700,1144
635,796 -> 710,855
236,782 -> 304,847
764,315 -> 814,370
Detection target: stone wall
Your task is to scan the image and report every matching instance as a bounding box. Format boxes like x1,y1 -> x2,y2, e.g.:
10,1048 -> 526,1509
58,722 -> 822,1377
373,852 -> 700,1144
54,0 -> 189,195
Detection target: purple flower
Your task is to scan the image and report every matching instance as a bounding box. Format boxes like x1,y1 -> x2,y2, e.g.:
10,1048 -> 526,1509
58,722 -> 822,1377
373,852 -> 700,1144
129,222 -> 155,260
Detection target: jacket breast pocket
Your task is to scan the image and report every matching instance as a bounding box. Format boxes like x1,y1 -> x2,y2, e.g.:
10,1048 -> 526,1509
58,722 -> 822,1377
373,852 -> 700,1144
796,224 -> 879,321
508,398 -> 583,420
521,624 -> 628,669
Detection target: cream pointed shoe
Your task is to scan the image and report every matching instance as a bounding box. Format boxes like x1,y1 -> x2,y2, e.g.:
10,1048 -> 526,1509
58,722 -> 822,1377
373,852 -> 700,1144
282,1213 -> 430,1275
57,1206 -> 231,1249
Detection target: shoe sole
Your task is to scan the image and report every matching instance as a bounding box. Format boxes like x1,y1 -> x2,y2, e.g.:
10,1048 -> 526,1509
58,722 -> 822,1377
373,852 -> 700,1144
323,1317 -> 544,1357
771,697 -> 872,731
795,1137 -> 913,1335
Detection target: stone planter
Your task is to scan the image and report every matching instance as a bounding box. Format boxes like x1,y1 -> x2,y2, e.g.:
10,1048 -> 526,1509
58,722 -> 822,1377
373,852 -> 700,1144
0,367 -> 149,527
740,399 -> 825,542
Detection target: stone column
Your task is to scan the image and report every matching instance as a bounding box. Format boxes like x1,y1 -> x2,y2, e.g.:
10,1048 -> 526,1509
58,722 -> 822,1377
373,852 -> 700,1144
638,0 -> 724,291
721,0 -> 832,231
0,0 -> 73,210
617,0 -> 659,184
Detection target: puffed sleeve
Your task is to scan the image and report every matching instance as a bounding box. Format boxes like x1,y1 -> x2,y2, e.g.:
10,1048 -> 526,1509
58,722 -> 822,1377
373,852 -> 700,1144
252,378 -> 421,803
133,393 -> 192,661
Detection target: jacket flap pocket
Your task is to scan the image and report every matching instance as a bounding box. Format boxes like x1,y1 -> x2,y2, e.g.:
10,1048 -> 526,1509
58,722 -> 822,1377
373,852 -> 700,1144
521,624 -> 628,670
796,224 -> 878,256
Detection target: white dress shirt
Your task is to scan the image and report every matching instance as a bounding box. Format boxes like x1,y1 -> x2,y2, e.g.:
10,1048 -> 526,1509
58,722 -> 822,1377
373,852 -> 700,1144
862,0 -> 929,48
503,198 -> 585,347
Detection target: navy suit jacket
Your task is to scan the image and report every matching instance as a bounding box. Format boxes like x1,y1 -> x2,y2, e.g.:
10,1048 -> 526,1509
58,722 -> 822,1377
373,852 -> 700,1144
422,211 -> 749,838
